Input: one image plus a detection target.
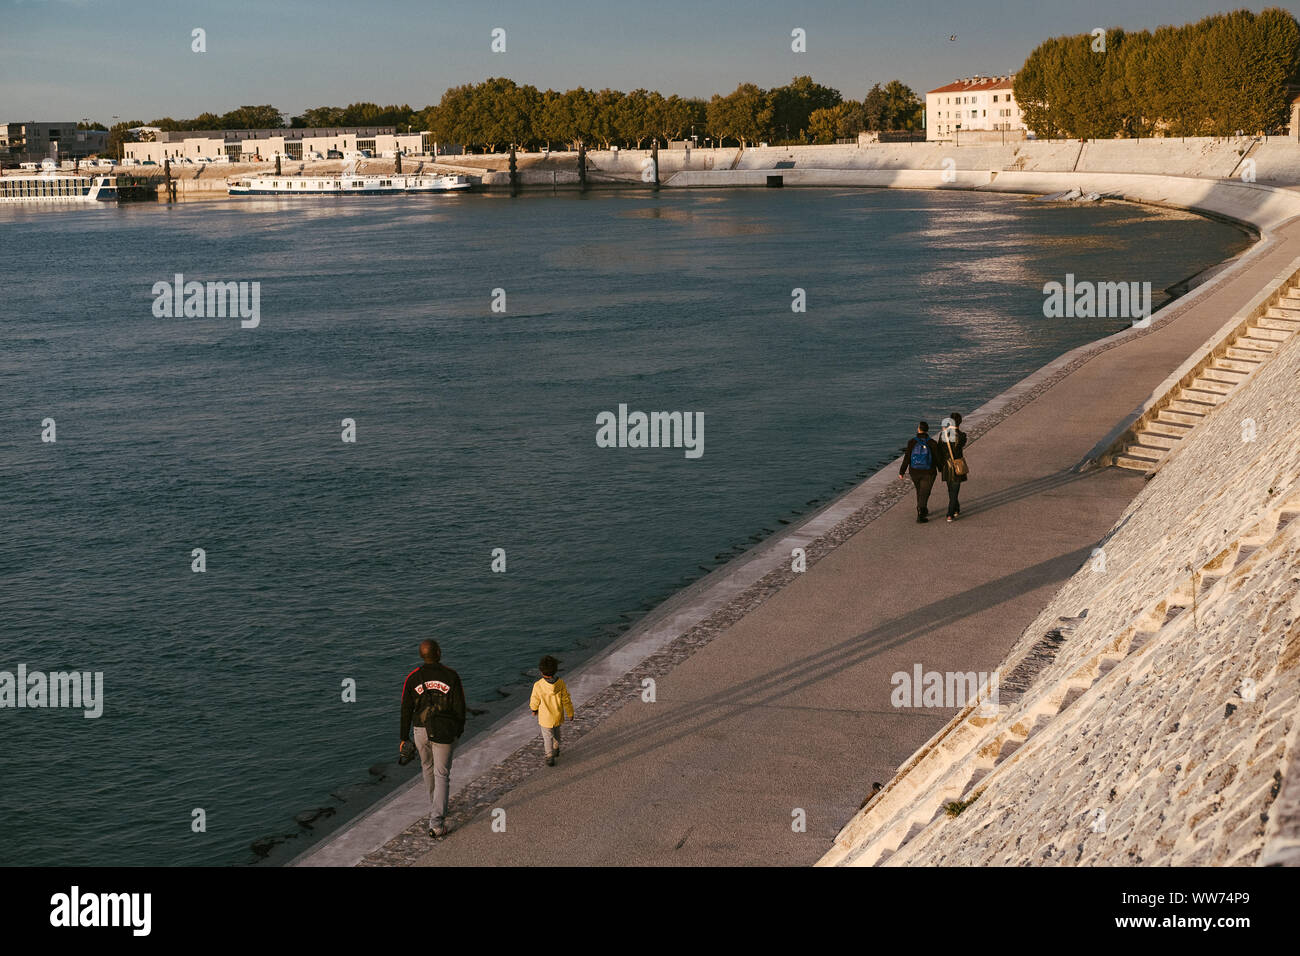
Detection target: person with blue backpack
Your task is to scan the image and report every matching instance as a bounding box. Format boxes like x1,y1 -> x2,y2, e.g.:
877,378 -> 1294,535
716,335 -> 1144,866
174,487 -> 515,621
898,421 -> 941,523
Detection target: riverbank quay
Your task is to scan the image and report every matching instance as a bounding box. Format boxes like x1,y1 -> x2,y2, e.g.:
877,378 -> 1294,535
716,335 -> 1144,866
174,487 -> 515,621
291,176 -> 1300,866
111,137 -> 1300,203
822,257 -> 1300,867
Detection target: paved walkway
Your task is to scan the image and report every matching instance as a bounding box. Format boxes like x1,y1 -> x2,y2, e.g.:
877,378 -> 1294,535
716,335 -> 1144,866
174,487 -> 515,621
400,219 -> 1300,867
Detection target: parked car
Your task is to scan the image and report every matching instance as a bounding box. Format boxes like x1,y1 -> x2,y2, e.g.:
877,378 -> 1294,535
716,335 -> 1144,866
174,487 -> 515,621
141,160 -> 157,166
119,157 -> 139,166
19,161 -> 39,171
306,151 -> 324,161
40,159 -> 58,170
326,149 -> 343,159
96,158 -> 115,168
210,155 -> 230,164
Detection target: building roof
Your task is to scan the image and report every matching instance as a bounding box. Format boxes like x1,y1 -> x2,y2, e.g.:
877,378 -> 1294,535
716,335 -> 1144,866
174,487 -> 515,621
152,126 -> 398,142
927,75 -> 1015,95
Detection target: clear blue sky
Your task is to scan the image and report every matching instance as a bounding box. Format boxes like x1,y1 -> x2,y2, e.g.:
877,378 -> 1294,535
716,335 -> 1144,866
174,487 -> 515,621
2,0 -> 1291,122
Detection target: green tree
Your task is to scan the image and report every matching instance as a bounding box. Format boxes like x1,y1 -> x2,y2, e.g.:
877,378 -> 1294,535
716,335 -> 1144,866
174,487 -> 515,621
768,76 -> 841,142
706,83 -> 773,146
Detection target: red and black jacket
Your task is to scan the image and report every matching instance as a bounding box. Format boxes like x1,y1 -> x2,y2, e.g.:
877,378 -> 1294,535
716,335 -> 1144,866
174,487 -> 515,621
400,662 -> 467,744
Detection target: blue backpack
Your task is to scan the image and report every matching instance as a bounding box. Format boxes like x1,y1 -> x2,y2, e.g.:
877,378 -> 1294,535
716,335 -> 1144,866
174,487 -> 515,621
910,436 -> 933,470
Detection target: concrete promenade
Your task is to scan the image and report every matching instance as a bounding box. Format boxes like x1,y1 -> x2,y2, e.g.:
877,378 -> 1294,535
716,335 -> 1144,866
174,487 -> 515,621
384,219 -> 1300,867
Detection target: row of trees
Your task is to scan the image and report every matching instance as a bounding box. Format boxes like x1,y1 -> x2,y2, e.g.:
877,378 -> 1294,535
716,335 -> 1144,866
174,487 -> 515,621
1015,8 -> 1300,139
109,78 -> 921,153
418,77 -> 921,151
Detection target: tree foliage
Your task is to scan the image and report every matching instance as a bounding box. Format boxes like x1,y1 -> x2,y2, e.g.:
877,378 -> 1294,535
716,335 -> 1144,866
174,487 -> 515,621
1015,8 -> 1300,138
97,75 -> 930,151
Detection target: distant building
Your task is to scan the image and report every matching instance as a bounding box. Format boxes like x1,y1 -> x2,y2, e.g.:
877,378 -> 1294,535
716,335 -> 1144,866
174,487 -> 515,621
1,121 -> 108,163
925,76 -> 1026,142
122,127 -> 453,162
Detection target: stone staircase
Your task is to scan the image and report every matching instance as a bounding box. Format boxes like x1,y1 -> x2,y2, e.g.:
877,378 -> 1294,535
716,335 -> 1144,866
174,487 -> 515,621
1114,288 -> 1300,472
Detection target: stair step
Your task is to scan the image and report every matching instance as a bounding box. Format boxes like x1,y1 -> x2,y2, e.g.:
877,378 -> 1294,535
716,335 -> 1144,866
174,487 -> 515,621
1179,387 -> 1224,405
1227,345 -> 1273,362
1214,357 -> 1259,374
1124,443 -> 1168,462
1274,297 -> 1300,310
1201,367 -> 1248,384
1236,335 -> 1280,352
1258,312 -> 1300,330
1115,455 -> 1157,472
1144,419 -> 1193,438
1158,409 -> 1205,427
1246,325 -> 1290,341
1136,431 -> 1183,450
1167,398 -> 1216,415
1189,378 -> 1235,395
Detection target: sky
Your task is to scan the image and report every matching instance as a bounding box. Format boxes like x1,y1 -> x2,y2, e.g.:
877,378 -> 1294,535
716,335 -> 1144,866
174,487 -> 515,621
2,0 -> 1295,123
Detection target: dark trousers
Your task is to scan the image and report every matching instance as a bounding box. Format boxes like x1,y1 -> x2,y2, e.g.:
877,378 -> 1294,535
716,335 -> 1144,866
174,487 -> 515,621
945,479 -> 962,518
910,470 -> 936,517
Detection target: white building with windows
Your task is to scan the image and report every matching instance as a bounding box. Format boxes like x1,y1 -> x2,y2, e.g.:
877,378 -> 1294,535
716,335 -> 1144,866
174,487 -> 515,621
926,75 -> 1026,141
122,127 -> 447,163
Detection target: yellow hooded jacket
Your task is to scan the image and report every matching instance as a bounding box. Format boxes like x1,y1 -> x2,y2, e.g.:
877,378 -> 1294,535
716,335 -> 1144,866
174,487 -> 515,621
530,676 -> 574,728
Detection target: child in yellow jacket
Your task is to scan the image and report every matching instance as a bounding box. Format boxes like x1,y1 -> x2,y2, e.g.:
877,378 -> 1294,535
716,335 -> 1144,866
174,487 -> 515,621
530,655 -> 574,766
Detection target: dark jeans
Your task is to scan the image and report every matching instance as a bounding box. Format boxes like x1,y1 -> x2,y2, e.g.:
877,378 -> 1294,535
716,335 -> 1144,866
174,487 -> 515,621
910,471 -> 936,517
945,479 -> 962,518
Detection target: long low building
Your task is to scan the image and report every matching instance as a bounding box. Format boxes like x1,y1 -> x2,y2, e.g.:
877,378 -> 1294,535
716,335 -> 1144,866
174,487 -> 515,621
123,127 -> 453,162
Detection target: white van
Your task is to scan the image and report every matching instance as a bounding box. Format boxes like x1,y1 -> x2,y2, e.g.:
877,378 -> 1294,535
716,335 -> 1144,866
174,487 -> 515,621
19,161 -> 39,171
342,149 -> 373,160
119,157 -> 139,167
40,159 -> 58,171
96,158 -> 115,168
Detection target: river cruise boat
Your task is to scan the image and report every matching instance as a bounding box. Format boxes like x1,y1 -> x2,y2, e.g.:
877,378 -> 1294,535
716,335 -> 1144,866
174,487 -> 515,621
0,173 -> 118,203
228,173 -> 471,196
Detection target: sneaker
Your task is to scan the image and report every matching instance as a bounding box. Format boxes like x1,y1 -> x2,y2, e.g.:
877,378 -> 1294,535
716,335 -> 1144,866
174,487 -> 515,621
429,824 -> 448,838
917,516 -> 928,523
946,516 -> 953,523
545,755 -> 555,767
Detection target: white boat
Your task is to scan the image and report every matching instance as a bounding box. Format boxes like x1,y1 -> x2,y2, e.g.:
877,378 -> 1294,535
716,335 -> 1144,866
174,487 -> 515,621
0,173 -> 118,203
227,173 -> 471,196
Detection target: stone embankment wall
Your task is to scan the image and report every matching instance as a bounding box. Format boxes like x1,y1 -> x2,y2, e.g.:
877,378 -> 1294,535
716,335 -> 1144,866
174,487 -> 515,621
136,137 -> 1300,203
819,261 -> 1300,867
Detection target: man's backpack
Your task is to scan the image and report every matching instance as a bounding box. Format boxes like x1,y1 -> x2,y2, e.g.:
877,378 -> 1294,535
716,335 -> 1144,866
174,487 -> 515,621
909,437 -> 933,470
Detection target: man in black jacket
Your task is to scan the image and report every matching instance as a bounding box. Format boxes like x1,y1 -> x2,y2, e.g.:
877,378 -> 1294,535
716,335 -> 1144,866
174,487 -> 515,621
898,421 -> 941,523
399,639 -> 467,838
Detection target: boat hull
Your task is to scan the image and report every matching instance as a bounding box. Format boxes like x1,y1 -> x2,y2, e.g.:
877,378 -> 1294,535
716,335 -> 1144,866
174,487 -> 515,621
227,174 -> 471,196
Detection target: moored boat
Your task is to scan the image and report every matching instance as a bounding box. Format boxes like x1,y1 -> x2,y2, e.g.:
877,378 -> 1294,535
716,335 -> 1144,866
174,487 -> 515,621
0,173 -> 118,203
228,173 -> 470,196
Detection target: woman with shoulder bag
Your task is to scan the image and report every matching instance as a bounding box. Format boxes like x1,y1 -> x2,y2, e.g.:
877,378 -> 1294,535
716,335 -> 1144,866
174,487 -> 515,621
938,413 -> 969,523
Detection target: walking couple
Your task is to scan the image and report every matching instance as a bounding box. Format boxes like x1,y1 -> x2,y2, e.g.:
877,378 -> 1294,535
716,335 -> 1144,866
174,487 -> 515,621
898,414 -> 969,523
